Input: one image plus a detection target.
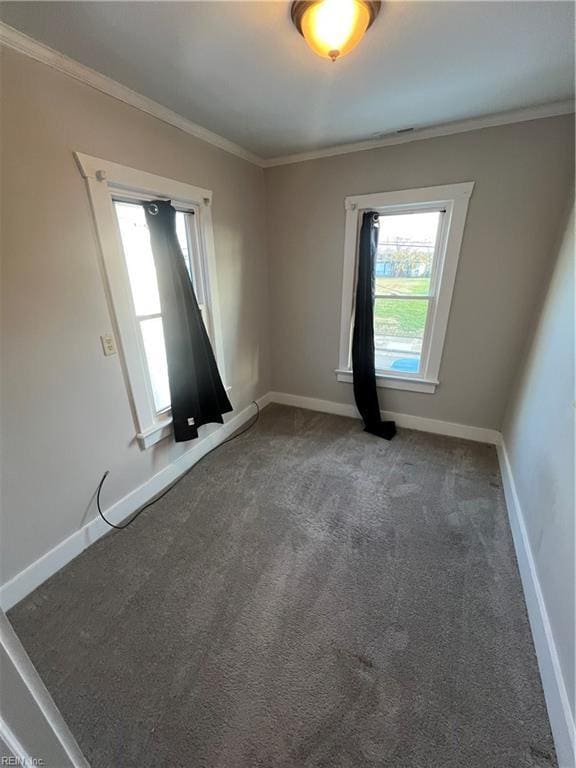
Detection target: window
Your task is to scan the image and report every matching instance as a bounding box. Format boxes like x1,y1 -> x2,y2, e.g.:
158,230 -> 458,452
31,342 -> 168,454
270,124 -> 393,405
374,210 -> 440,375
76,153 -> 227,448
337,183 -> 474,394
113,201 -> 211,415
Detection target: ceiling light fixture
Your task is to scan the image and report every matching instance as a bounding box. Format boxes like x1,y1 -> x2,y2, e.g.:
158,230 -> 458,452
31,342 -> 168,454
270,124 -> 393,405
291,0 -> 381,62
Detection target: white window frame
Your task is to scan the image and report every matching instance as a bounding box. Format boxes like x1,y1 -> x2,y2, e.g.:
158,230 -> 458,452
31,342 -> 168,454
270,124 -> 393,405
75,152 -> 228,448
336,182 -> 474,394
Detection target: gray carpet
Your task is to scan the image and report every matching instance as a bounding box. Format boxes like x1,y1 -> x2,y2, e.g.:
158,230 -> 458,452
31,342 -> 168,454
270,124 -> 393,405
9,404 -> 556,768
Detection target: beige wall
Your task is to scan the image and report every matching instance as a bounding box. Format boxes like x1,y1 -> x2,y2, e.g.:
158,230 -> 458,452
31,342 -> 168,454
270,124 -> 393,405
265,116 -> 574,429
503,200 -> 575,724
1,49 -> 270,583
1,46 -> 574,602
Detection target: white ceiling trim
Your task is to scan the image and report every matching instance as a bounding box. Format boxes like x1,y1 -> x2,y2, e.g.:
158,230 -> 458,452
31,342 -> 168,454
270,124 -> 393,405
0,22 -> 265,167
1,21 -> 573,170
262,100 -> 575,167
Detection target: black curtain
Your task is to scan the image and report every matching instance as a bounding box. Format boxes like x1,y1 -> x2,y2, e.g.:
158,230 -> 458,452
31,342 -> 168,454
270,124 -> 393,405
351,211 -> 396,440
145,200 -> 232,442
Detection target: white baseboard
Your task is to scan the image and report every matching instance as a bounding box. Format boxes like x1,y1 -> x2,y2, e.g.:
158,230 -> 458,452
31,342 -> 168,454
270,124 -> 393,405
0,397 -> 265,612
1,389 -> 570,766
0,612 -> 89,766
0,390 -> 497,611
268,391 -> 501,444
497,443 -> 575,768
271,391 -> 574,764
0,717 -> 30,765
269,392 -> 358,419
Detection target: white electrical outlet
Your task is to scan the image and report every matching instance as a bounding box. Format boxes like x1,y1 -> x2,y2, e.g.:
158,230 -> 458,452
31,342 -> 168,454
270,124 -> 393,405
100,333 -> 117,357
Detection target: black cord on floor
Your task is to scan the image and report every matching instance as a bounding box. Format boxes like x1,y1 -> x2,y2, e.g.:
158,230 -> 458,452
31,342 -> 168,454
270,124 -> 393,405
96,401 -> 260,530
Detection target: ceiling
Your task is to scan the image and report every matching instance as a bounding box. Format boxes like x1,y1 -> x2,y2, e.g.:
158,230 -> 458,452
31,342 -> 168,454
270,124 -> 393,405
1,1 -> 574,160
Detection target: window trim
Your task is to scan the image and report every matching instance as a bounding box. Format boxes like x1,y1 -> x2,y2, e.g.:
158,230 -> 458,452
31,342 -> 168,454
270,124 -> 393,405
75,152 -> 228,448
336,182 -> 474,394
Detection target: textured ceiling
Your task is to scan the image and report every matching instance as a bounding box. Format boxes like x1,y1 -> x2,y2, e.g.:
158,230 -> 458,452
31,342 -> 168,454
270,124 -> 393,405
1,1 -> 574,159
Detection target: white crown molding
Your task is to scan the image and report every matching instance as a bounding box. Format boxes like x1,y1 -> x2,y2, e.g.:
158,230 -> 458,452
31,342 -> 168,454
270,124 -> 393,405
0,22 -> 265,167
1,21 -> 573,171
262,100 -> 575,167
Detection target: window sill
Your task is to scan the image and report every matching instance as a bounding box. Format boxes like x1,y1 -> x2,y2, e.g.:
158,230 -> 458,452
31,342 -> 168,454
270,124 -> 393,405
335,369 -> 437,394
136,385 -> 232,449
136,417 -> 173,449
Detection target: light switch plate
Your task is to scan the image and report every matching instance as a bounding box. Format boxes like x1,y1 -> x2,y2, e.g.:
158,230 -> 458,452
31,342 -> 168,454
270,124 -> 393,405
100,333 -> 117,356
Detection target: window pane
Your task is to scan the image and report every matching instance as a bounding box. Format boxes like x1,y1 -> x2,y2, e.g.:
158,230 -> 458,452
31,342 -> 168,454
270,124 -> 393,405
375,211 -> 440,296
175,211 -> 193,277
139,317 -> 170,413
374,298 -> 430,374
115,202 -> 161,316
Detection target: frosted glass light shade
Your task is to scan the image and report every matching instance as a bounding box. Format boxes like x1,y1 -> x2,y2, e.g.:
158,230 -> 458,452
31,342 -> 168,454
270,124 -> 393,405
293,0 -> 379,61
